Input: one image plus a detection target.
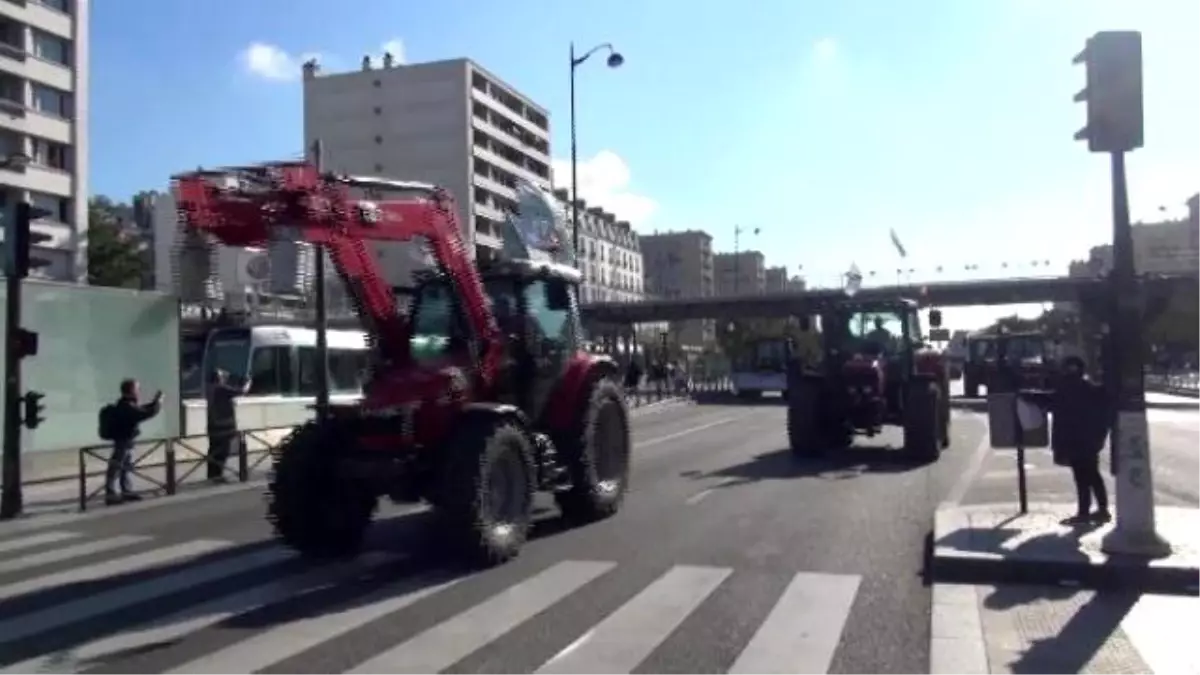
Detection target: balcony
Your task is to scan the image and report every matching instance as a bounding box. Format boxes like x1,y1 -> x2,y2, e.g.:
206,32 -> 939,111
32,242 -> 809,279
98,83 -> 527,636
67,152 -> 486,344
470,87 -> 547,144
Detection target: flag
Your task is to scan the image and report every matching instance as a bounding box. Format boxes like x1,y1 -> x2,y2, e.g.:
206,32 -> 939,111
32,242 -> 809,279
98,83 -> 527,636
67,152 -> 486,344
889,228 -> 907,258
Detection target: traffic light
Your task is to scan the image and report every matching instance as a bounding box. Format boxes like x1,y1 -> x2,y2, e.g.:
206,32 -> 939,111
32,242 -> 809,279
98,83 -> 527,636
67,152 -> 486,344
20,391 -> 45,430
1073,31 -> 1144,154
5,202 -> 53,279
13,328 -> 38,359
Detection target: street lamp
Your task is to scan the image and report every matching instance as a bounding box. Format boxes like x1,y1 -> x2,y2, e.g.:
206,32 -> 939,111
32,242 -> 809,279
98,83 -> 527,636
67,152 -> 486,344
569,42 -> 624,259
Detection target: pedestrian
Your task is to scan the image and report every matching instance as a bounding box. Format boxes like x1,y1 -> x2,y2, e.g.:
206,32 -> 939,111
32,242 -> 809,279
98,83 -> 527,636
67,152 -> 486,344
103,379 -> 163,506
206,369 -> 250,483
624,357 -> 643,395
1023,356 -> 1111,525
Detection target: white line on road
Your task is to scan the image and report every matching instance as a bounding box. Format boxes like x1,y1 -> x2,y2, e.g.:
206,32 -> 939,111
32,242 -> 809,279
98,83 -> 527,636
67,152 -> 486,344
536,565 -> 731,674
942,435 -> 993,508
685,489 -> 714,506
0,533 -> 150,575
0,530 -> 80,555
349,560 -> 616,674
639,416 -> 749,450
729,571 -> 862,674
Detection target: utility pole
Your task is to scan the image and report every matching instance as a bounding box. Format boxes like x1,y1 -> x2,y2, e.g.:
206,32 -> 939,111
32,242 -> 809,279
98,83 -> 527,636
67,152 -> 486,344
310,139 -> 331,419
1072,31 -> 1168,557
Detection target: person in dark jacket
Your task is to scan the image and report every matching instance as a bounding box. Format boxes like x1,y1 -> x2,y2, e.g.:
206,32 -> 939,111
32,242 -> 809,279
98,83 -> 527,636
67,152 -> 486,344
107,379 -> 163,505
206,369 -> 250,483
1023,356 -> 1111,525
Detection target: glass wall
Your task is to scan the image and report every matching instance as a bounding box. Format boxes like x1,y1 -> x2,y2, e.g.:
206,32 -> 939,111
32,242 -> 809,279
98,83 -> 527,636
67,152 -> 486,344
0,280 -> 181,452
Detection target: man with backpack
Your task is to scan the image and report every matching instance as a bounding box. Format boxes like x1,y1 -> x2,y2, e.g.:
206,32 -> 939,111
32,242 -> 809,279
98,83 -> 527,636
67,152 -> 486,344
98,379 -> 163,505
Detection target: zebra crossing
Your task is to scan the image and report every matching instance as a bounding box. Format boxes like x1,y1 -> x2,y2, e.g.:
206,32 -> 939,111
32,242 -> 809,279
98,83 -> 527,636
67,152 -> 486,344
0,527 -> 866,674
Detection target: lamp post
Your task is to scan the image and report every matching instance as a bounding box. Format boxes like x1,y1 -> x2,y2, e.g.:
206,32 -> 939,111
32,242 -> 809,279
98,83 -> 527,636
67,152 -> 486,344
569,42 -> 624,259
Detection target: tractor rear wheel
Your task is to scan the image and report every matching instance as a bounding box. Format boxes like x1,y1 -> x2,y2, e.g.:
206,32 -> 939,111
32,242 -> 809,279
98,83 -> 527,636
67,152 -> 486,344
556,378 -> 632,523
439,418 -> 537,567
266,422 -> 377,559
788,378 -> 824,458
903,381 -> 941,462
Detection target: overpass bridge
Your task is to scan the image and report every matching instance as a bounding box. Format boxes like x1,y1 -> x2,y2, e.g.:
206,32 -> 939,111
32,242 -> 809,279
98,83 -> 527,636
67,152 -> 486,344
579,273 -> 1198,324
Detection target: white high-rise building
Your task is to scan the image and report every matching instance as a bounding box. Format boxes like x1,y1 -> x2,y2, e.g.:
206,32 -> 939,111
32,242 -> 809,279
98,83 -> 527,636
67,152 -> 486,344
302,55 -> 552,287
0,0 -> 88,281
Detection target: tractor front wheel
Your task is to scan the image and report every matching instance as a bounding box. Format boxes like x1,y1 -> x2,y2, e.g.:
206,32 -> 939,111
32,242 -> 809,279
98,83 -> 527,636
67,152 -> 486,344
266,423 -> 377,559
439,418 -> 537,567
556,378 -> 632,523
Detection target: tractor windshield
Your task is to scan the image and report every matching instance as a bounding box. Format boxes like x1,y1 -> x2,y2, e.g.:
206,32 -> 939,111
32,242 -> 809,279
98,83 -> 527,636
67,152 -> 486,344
407,278 -> 521,362
844,309 -> 921,356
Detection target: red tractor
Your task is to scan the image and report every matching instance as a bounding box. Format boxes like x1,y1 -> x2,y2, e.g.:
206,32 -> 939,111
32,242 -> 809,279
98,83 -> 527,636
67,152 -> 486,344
786,298 -> 951,462
172,163 -> 631,567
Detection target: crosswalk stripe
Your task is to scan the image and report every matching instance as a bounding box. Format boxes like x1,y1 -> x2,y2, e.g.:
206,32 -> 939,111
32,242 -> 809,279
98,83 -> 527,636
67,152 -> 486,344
728,571 -> 861,674
1,552 -> 402,675
348,560 -> 617,674
0,539 -> 231,602
0,534 -> 151,575
0,531 -> 81,555
166,572 -> 466,674
536,564 -> 731,674
0,544 -> 289,646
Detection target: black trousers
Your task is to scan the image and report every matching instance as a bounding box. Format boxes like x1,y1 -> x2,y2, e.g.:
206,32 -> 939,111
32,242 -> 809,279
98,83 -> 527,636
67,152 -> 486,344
1069,453 -> 1108,515
207,432 -> 238,479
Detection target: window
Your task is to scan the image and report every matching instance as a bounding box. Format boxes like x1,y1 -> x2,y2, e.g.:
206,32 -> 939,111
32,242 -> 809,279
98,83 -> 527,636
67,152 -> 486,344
30,137 -> 69,170
31,30 -> 69,66
205,334 -> 252,386
31,83 -> 71,118
328,349 -> 368,393
523,279 -> 573,350
39,0 -> 71,13
247,346 -> 291,395
0,73 -> 22,105
296,347 -> 322,396
29,191 -> 69,222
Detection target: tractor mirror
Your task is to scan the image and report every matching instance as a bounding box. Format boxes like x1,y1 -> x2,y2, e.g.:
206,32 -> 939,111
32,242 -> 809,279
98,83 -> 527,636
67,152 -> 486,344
545,279 -> 572,311
929,309 -> 943,328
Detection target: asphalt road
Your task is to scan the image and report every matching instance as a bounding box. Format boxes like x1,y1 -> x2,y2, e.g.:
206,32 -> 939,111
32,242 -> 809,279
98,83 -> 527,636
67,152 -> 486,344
0,398 -> 992,674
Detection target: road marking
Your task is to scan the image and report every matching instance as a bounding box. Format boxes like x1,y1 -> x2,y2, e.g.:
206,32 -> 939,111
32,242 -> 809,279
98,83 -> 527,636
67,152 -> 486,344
537,565 -> 730,674
0,530 -> 80,555
0,542 -> 283,645
167,571 -> 466,674
1,551 -> 401,675
348,560 -> 615,674
943,435 -> 993,507
640,416 -> 746,449
730,571 -> 861,674
685,489 -> 714,505
0,538 -> 231,603
0,534 -> 150,575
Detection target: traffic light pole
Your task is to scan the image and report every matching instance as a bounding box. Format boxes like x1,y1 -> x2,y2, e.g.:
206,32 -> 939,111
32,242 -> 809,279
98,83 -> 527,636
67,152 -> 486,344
1,250 -> 24,519
1100,151 -> 1170,557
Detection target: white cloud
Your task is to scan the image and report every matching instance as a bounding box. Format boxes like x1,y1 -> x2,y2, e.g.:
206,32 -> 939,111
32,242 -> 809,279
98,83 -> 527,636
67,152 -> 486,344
238,42 -> 320,82
812,37 -> 838,64
551,150 -> 659,229
380,38 -> 407,65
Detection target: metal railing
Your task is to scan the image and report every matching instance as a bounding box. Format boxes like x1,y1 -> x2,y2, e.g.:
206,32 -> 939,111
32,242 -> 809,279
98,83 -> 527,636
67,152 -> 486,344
1145,370 -> 1199,398
77,428 -> 281,511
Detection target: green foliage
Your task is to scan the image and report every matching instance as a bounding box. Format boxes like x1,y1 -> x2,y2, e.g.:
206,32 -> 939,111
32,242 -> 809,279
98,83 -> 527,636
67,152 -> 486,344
87,196 -> 146,288
1146,284 -> 1198,350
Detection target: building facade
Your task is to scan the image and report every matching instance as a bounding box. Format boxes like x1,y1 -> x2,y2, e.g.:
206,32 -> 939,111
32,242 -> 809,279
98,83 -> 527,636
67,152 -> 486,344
714,250 -> 766,295
552,189 -> 643,304
765,265 -> 788,292
640,230 -> 715,347
302,55 -> 551,287
0,0 -> 88,281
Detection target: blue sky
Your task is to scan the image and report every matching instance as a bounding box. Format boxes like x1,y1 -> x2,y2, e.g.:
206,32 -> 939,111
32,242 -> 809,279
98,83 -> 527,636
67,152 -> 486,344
91,0 -> 1199,328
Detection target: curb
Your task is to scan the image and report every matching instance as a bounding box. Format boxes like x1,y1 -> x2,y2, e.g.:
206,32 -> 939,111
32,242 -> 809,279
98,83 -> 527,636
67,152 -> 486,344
930,508 -> 1200,596
948,398 -> 1198,412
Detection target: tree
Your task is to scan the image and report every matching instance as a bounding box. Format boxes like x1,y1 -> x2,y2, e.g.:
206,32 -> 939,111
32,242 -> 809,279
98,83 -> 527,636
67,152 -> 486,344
87,196 -> 145,288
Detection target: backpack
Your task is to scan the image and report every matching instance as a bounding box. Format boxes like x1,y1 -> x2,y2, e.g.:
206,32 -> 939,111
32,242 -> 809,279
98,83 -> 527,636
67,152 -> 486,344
98,403 -> 119,441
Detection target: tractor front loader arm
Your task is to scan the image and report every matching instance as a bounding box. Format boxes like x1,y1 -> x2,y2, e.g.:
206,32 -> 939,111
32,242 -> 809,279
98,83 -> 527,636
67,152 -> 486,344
172,162 -> 503,381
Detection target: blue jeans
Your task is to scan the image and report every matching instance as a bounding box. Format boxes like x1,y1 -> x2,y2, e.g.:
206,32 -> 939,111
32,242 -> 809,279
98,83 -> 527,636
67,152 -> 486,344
107,440 -> 134,497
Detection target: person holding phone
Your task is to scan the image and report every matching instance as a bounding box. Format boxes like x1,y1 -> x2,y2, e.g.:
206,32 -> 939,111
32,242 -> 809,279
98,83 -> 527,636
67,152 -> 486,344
105,378 -> 163,505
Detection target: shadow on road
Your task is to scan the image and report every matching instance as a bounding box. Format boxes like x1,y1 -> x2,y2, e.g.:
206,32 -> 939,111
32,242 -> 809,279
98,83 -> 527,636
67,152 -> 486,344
680,443 -> 925,490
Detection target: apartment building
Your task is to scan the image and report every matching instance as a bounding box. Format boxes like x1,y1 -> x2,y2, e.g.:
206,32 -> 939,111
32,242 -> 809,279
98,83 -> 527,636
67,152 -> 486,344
765,265 -> 788,293
714,250 -> 767,296
552,189 -> 643,304
302,55 -> 551,287
0,0 -> 87,281
640,230 -> 715,347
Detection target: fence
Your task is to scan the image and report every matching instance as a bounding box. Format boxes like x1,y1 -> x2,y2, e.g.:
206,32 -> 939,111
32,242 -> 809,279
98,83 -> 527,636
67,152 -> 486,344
76,427 -> 284,511
1145,370 -> 1200,398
